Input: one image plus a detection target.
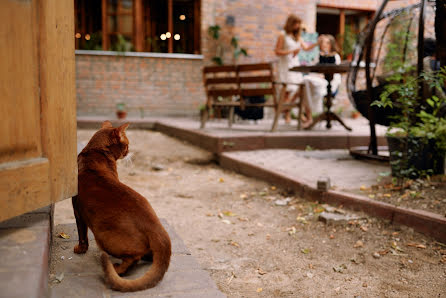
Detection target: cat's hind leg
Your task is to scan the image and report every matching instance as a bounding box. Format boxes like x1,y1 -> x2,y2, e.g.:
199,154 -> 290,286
113,257 -> 139,275
72,195 -> 89,254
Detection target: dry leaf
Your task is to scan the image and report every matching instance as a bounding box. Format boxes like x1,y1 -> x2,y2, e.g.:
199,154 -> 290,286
383,193 -> 392,198
354,240 -> 364,248
222,211 -> 236,217
329,234 -> 335,239
407,242 -> 426,249
219,178 -> 224,183
229,241 -> 240,247
59,232 -> 70,239
360,185 -> 367,191
296,216 -> 308,224
256,288 -> 263,293
301,248 -> 311,254
266,234 -> 271,240
240,193 -> 248,199
257,268 -> 267,275
271,186 -> 277,190
360,225 -> 368,232
287,226 -> 297,235
221,219 -> 231,225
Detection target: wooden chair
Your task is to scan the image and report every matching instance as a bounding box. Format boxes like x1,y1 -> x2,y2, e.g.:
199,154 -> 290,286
201,63 -> 304,131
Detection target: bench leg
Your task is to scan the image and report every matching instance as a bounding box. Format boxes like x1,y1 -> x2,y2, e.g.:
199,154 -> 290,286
200,107 -> 209,129
297,86 -> 304,130
228,106 -> 235,128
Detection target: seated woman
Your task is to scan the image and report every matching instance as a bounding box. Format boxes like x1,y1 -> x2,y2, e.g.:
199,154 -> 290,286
301,34 -> 341,128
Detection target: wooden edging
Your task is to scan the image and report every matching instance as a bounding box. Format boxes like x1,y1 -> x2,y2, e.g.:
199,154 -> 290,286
218,153 -> 446,243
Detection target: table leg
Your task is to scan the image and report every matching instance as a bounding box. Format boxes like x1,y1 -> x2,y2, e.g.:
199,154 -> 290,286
325,74 -> 333,129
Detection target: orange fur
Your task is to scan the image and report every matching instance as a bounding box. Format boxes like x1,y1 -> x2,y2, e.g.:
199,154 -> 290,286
72,121 -> 171,292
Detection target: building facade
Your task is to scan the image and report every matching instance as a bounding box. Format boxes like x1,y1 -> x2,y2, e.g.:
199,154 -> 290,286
76,0 -> 379,117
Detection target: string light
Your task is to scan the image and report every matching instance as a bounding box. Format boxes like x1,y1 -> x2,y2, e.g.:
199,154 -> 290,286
160,34 -> 166,40
165,32 -> 171,38
174,34 -> 180,40
85,34 -> 91,40
75,33 -> 81,39
179,14 -> 186,21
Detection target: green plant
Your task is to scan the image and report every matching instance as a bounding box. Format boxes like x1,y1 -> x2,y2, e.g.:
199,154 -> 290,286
111,34 -> 133,53
207,25 -> 248,65
339,24 -> 356,58
116,102 -> 126,111
372,67 -> 446,178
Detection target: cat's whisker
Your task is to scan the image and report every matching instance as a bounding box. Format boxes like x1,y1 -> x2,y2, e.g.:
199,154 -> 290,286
121,152 -> 134,168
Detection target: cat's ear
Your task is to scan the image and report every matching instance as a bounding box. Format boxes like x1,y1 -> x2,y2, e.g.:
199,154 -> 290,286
116,123 -> 130,142
101,121 -> 113,129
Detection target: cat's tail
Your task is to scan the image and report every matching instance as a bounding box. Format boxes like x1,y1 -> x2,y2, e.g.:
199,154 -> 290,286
101,234 -> 171,292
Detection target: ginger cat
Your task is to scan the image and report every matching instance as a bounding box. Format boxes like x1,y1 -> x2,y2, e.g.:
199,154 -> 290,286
72,121 -> 171,292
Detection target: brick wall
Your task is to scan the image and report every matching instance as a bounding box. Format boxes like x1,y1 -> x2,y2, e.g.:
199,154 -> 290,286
76,53 -> 205,117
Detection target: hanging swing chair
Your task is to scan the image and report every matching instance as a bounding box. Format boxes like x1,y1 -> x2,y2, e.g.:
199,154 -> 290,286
347,0 -> 432,159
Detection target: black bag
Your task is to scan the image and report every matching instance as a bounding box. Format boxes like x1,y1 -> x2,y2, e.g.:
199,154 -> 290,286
234,96 -> 266,120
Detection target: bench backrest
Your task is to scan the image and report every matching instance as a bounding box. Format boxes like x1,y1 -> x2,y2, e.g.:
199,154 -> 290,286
237,63 -> 275,99
202,65 -> 238,99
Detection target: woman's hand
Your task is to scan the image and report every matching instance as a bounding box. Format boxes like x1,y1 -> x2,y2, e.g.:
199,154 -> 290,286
292,48 -> 300,57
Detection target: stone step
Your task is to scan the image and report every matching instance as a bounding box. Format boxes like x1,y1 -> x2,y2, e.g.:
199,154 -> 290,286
0,205 -> 53,298
49,220 -> 225,298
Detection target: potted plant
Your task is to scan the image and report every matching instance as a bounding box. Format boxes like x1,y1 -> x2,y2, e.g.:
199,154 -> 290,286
372,68 -> 446,178
208,25 -> 248,65
116,102 -> 127,119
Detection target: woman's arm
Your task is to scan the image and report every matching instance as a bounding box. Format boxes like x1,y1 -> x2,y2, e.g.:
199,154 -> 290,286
275,34 -> 294,56
299,37 -> 318,52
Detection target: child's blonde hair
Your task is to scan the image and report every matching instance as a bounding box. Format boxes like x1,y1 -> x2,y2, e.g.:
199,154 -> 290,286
319,34 -> 339,53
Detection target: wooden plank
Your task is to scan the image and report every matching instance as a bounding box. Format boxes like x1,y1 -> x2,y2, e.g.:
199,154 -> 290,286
0,158 -> 51,222
193,0 -> 200,54
339,9 -> 345,56
241,88 -> 274,96
0,0 -> 42,164
237,63 -> 272,72
168,0 -> 173,53
205,77 -> 238,85
208,89 -> 239,97
134,0 -> 144,51
102,0 -> 109,50
203,65 -> 237,73
39,0 -> 78,203
239,75 -> 272,83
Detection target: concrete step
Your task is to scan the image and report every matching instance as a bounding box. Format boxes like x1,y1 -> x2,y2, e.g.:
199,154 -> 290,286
0,205 -> 53,298
49,219 -> 225,298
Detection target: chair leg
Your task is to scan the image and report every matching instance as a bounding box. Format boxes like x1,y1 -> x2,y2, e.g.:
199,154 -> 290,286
271,86 -> 286,132
228,106 -> 234,128
297,86 -> 304,130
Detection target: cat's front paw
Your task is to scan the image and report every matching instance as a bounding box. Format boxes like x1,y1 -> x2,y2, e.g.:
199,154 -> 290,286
74,243 -> 88,254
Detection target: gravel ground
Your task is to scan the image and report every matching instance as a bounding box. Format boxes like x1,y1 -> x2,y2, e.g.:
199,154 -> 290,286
54,129 -> 446,297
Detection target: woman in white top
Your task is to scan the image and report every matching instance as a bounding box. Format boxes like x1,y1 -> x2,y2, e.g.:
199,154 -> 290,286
275,14 -> 318,126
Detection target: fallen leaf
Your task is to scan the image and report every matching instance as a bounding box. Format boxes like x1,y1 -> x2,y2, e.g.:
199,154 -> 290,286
256,288 -> 263,293
306,272 -> 314,278
334,286 -> 341,292
329,234 -> 335,239
229,241 -> 240,247
219,178 -> 224,183
238,217 -> 248,222
333,264 -> 347,273
407,242 -> 426,249
354,240 -> 364,248
360,225 -> 368,232
54,272 -> 64,283
258,191 -> 267,196
368,194 -> 375,199
360,185 -> 368,191
221,219 -> 231,225
372,252 -> 381,259
222,211 -> 236,217
240,193 -> 248,199
271,186 -> 277,190
257,268 -> 267,275
59,232 -> 70,239
266,234 -> 271,240
206,213 -> 213,217
301,248 -> 311,254
296,216 -> 308,224
383,193 -> 392,198
287,226 -> 297,235
362,282 -> 368,287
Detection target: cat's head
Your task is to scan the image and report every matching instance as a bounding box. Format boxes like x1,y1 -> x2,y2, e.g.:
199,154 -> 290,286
87,121 -> 130,160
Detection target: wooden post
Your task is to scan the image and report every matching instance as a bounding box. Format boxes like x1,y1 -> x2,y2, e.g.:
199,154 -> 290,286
146,3 -> 151,51
194,0 -> 200,54
339,9 -> 345,56
101,0 -> 108,50
168,0 -> 173,53
134,0 -> 144,51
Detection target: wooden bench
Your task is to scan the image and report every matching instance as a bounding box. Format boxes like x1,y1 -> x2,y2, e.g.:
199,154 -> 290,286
201,63 -> 304,131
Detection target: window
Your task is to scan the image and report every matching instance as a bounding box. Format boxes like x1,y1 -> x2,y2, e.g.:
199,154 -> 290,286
74,0 -> 201,54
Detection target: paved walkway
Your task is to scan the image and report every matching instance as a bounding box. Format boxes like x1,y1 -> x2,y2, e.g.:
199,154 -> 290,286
223,149 -> 389,192
49,220 -> 224,298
